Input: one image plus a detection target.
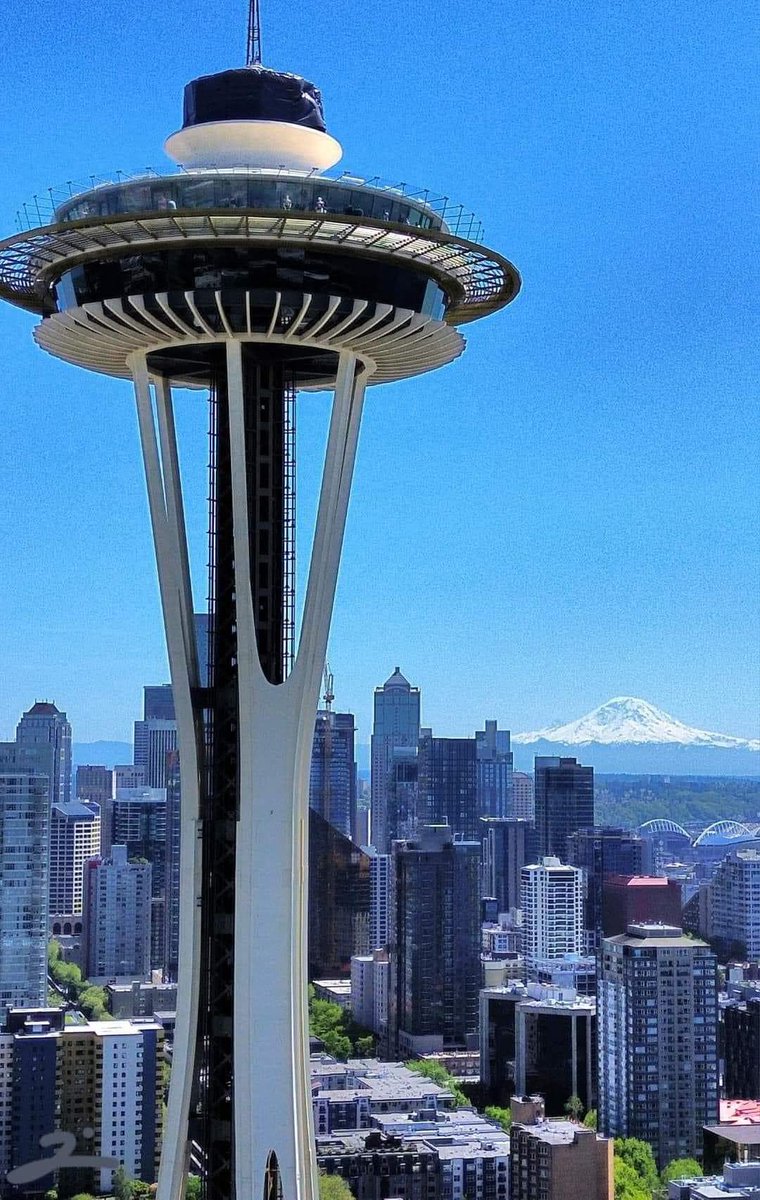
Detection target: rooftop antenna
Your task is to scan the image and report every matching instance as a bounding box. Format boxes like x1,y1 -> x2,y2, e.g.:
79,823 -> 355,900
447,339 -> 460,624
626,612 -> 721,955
247,0 -> 262,66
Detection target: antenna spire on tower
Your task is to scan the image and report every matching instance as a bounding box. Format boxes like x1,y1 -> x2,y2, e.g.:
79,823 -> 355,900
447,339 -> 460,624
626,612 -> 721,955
247,0 -> 262,66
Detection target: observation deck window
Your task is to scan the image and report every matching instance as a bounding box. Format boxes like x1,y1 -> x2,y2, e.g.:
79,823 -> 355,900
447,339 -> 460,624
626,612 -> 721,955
54,175 -> 444,233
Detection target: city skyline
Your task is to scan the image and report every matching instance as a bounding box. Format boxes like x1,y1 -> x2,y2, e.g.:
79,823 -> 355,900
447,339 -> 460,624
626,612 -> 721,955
0,0 -> 757,747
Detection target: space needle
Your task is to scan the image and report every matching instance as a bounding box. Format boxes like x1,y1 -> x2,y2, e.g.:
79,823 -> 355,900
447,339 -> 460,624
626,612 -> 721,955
0,5 -> 520,1200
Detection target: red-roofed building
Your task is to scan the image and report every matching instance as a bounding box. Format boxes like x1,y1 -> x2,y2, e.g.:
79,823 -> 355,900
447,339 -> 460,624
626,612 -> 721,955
602,875 -> 682,937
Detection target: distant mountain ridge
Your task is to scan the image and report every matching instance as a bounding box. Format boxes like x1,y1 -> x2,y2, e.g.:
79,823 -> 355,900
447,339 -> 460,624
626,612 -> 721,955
72,741 -> 133,769
512,697 -> 759,777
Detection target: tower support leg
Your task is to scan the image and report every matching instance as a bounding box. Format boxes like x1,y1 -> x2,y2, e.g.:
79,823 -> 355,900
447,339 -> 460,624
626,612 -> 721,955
131,353 -> 203,1200
229,343 -> 366,1200
131,341 -> 367,1200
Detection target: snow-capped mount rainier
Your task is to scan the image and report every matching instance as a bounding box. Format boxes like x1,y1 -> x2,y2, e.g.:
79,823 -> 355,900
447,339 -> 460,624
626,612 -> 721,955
512,697 -> 759,776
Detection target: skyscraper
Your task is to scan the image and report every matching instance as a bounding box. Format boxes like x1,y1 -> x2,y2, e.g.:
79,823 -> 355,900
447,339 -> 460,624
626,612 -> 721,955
308,811 -> 371,979
567,826 -> 649,942
598,923 -> 718,1165
112,787 -> 169,970
0,12 -> 520,1197
481,817 -> 534,913
5,1010 -> 164,1195
133,719 -> 178,789
76,765 -> 114,855
0,773 -> 50,1022
309,709 -> 356,841
418,732 -> 479,839
370,669 -> 421,852
520,857 -> 584,973
476,721 -> 513,818
143,684 -> 176,721
16,701 -> 72,806
511,772 -> 535,820
368,850 -> 392,951
391,825 -> 481,1055
534,756 -> 594,861
82,846 -> 152,981
706,849 -> 760,960
49,799 -> 101,918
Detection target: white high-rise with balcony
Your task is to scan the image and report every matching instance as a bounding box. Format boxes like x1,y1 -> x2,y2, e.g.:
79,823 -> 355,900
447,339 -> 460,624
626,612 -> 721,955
521,857 -> 583,972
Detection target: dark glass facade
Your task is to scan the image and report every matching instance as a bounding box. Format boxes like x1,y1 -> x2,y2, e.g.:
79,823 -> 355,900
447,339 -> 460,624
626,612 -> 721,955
481,817 -> 536,912
534,757 -> 594,862
418,734 -> 479,841
723,997 -> 760,1099
567,826 -> 649,938
392,826 -> 481,1048
308,810 -> 371,979
309,710 -> 357,842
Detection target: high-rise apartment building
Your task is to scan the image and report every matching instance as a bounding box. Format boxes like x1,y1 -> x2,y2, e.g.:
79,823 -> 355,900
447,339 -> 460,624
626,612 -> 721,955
521,858 -> 584,973
76,765 -> 114,854
567,827 -> 649,941
534,757 -> 594,861
391,825 -> 481,1054
370,669 -> 421,853
707,849 -> 760,960
49,799 -> 101,917
383,749 -> 419,845
511,772 -> 535,820
0,773 -> 50,1022
481,817 -> 534,913
509,1096 -> 613,1200
16,701 -> 72,806
418,732 -> 479,840
723,996 -> 760,1100
114,764 -> 146,790
602,875 -> 682,938
5,1009 -> 163,1193
82,846 -> 152,980
76,764 -> 113,807
163,750 -> 182,981
133,719 -> 178,790
112,787 -> 169,970
475,721 -> 513,819
598,923 -> 718,1166
309,710 -> 356,840
308,811 -> 371,979
368,850 -> 392,950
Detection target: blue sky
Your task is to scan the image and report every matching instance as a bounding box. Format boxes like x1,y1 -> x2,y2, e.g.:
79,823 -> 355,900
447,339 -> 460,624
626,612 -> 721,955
0,0 -> 757,745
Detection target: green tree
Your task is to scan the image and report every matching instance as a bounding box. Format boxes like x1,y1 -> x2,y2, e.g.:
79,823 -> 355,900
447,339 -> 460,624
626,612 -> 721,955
318,1175 -> 355,1200
77,985 -> 112,1021
484,1106 -> 511,1131
355,1035 -> 375,1057
185,1177 -> 201,1200
614,1139 -> 659,1196
564,1094 -> 584,1121
583,1109 -> 598,1129
44,1190 -> 58,1200
113,1165 -> 133,1200
660,1158 -> 702,1185
404,1060 -> 470,1108
613,1158 -> 650,1200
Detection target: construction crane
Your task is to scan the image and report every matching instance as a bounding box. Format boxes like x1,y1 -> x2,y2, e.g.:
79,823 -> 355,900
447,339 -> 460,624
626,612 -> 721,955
247,0 -> 262,66
322,661 -> 334,711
